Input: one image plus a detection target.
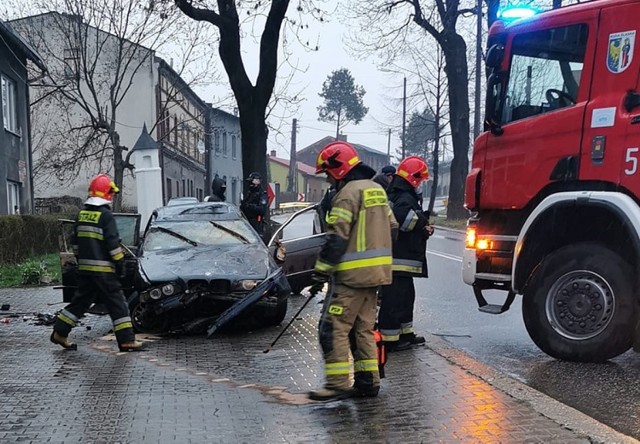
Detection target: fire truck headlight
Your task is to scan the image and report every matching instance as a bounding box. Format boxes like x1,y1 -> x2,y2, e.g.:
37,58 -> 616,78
465,228 -> 477,248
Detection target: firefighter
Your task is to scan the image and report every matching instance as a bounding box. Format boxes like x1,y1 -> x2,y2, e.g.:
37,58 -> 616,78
378,156 -> 433,352
309,141 -> 398,401
50,174 -> 144,352
240,172 -> 269,236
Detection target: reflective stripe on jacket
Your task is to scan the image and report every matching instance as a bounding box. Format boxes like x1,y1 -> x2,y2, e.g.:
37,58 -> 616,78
73,205 -> 123,274
315,179 -> 398,288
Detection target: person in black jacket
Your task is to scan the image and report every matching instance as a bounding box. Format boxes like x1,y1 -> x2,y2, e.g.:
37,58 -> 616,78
378,156 -> 433,352
51,174 -> 143,352
240,172 -> 269,236
205,176 -> 226,202
372,165 -> 395,191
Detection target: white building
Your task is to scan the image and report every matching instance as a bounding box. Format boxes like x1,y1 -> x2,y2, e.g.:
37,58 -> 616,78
9,12 -> 232,211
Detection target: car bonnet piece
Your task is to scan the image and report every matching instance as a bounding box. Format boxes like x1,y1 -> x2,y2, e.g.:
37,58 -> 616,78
206,267 -> 285,337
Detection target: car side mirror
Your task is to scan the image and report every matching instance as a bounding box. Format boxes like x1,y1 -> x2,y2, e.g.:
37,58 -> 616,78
485,44 -> 505,68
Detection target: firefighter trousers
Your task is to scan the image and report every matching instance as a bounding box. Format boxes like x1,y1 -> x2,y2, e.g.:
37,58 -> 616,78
318,283 -> 380,391
378,275 -> 416,342
54,274 -> 135,344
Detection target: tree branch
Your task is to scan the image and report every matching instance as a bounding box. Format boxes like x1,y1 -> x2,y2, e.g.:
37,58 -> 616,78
174,0 -> 224,27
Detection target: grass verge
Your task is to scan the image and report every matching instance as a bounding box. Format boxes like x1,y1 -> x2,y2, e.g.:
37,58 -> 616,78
0,253 -> 61,288
432,216 -> 467,231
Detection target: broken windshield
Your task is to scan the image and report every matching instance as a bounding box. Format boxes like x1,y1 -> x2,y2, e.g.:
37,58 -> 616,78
143,219 -> 260,251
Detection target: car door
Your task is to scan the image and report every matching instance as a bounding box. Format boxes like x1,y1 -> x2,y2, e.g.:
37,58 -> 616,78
58,213 -> 141,302
268,205 -> 325,293
278,233 -> 325,293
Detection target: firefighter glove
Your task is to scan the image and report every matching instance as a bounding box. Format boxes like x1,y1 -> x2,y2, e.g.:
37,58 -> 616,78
309,271 -> 330,295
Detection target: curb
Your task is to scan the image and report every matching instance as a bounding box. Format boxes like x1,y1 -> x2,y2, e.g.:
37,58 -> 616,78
432,224 -> 465,234
423,332 -> 638,444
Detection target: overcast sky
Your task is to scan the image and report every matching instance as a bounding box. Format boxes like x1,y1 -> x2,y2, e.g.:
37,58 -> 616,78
194,1 -> 410,164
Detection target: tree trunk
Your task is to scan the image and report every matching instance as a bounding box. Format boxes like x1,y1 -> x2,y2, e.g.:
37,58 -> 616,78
428,137 -> 439,214
443,33 -> 470,220
238,103 -> 268,188
335,109 -> 341,138
111,130 -> 124,212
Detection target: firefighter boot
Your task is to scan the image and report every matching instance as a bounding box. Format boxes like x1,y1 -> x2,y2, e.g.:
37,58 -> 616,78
118,340 -> 145,352
400,332 -> 426,345
353,371 -> 380,397
385,340 -> 411,352
50,331 -> 77,350
308,387 -> 355,402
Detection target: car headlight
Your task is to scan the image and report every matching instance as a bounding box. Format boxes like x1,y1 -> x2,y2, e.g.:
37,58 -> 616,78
238,280 -> 258,291
162,284 -> 176,296
149,288 -> 162,300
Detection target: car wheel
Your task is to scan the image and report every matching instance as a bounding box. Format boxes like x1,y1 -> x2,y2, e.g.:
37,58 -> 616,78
522,242 -> 635,362
265,300 -> 288,326
127,293 -> 169,334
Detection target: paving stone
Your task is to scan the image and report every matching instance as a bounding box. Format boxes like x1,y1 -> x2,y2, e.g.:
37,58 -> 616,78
0,287 -> 628,443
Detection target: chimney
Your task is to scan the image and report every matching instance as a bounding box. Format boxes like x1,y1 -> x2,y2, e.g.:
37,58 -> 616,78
337,134 -> 348,142
270,150 -> 277,157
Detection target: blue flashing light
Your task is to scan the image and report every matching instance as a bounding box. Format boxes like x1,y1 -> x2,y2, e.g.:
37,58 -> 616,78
498,6 -> 537,21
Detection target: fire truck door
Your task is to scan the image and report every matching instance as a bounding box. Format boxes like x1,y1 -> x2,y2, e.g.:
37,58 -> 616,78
582,3 -> 640,193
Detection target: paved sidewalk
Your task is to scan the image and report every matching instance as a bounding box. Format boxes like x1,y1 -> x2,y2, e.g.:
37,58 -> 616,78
0,287 -> 635,443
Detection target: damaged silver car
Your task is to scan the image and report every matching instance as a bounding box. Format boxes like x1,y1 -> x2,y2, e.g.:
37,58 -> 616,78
58,201 -> 324,335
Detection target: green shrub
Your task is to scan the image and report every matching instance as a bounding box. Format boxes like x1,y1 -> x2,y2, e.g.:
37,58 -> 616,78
19,259 -> 50,285
0,214 -> 72,265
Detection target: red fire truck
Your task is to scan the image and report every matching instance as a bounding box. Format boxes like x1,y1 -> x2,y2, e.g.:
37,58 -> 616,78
464,0 -> 640,362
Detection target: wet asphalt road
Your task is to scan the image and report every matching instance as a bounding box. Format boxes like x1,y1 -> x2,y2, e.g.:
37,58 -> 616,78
275,212 -> 640,438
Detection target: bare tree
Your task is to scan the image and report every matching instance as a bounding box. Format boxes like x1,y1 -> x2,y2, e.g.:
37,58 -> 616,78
173,0 -> 324,185
349,0 -> 474,219
8,0 -> 215,210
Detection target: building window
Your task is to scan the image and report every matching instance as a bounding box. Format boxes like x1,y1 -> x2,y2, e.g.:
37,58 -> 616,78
2,76 -> 18,134
182,179 -> 186,197
222,132 -> 228,156
232,135 -> 237,159
214,131 -> 221,155
63,47 -> 80,79
6,181 -> 20,214
166,177 -> 172,201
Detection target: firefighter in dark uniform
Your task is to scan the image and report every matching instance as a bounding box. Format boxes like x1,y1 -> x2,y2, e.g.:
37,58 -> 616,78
240,172 -> 269,236
51,174 -> 143,352
378,156 -> 433,352
309,141 -> 398,401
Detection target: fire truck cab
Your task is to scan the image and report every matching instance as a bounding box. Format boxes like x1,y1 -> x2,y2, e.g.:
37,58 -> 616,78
464,0 -> 640,362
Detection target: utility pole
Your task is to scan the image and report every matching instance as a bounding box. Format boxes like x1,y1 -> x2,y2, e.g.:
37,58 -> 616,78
474,0 -> 482,140
287,118 -> 297,193
387,128 -> 392,159
402,77 -> 407,159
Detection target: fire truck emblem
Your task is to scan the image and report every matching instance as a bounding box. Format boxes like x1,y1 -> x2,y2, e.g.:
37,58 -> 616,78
607,31 -> 635,74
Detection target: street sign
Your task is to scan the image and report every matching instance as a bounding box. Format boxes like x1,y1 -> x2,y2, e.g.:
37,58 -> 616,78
297,193 -> 305,202
267,182 -> 276,208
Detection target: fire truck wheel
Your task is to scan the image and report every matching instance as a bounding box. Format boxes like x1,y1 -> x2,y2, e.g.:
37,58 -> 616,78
522,242 -> 635,362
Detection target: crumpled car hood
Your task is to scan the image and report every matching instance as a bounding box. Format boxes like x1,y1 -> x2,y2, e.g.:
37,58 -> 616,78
140,244 -> 272,283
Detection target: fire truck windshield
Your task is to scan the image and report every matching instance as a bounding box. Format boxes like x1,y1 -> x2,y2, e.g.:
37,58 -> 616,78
489,23 -> 588,126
